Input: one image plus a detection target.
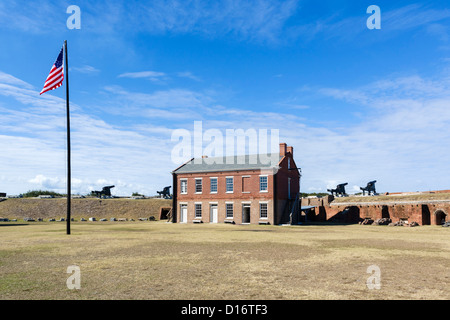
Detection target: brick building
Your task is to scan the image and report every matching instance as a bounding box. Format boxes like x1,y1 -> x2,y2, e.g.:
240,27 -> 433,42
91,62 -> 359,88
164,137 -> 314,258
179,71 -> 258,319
171,143 -> 301,225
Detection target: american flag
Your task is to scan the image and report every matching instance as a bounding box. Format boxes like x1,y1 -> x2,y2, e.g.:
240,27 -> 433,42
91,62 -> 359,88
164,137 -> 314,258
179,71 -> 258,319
40,47 -> 64,95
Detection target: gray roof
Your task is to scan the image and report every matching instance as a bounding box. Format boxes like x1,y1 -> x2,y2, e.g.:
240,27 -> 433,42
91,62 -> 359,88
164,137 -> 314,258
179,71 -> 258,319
173,154 -> 282,174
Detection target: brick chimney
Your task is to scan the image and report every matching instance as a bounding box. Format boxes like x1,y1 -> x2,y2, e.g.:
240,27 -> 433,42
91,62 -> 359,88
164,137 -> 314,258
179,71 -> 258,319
286,146 -> 293,157
279,143 -> 287,156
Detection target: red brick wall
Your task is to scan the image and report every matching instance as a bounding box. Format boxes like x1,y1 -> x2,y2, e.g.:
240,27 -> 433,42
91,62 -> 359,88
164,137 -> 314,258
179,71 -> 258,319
309,203 -> 450,225
175,169 -> 275,224
176,169 -> 274,201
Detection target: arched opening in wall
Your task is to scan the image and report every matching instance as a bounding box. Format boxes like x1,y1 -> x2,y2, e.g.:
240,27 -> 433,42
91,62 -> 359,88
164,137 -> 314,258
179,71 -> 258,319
434,210 -> 447,225
381,206 -> 390,219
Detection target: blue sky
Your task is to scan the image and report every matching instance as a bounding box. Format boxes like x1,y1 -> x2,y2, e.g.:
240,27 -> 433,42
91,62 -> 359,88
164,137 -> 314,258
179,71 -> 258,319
1,0 -> 450,196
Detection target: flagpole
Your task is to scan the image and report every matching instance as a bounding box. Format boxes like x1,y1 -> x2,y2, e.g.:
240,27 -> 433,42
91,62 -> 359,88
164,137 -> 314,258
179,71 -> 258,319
64,40 -> 72,235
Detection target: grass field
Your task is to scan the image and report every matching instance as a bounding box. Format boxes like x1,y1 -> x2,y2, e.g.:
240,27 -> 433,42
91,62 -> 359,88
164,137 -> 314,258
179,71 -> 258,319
0,221 -> 449,300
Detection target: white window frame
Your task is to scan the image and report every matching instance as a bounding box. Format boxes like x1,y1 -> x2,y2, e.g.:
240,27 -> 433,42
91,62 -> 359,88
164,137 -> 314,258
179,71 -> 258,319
259,175 -> 268,193
180,179 -> 188,194
195,203 -> 202,218
259,201 -> 268,219
225,202 -> 234,219
210,177 -> 218,194
195,178 -> 203,194
226,176 -> 234,193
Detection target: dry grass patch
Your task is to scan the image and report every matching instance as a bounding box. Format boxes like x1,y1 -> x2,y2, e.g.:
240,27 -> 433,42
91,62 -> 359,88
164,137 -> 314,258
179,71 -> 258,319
0,221 -> 448,300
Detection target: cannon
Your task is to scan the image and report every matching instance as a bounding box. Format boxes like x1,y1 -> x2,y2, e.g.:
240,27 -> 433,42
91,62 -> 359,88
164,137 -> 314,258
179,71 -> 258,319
360,180 -> 377,196
92,185 -> 115,198
157,186 -> 172,199
327,183 -> 348,197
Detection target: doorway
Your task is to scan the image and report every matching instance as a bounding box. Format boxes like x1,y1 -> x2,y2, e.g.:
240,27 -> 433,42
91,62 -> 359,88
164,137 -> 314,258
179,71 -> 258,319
435,210 -> 447,225
180,204 -> 187,223
210,204 -> 218,223
242,204 -> 251,224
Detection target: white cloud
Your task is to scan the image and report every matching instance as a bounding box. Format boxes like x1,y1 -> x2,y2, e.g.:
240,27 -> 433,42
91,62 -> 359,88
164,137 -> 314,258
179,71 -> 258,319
71,65 -> 100,74
0,71 -> 34,89
177,71 -> 202,82
118,71 -> 166,80
1,69 -> 450,196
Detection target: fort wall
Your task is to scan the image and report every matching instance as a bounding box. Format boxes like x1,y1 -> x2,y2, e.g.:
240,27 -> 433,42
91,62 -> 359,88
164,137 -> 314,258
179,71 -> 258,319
302,196 -> 450,225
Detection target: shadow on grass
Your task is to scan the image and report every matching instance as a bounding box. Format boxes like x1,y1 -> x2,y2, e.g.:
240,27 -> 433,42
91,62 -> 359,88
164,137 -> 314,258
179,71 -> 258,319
0,223 -> 29,227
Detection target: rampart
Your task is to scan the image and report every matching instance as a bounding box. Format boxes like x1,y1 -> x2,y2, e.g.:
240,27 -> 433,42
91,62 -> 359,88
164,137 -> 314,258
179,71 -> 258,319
302,194 -> 450,225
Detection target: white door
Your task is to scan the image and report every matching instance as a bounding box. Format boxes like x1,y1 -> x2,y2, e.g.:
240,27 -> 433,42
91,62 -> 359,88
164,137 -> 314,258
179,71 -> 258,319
180,205 -> 187,223
210,205 -> 218,223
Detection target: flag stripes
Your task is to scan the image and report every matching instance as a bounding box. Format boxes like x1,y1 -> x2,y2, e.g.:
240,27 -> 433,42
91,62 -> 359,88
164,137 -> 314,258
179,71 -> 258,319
40,47 -> 64,95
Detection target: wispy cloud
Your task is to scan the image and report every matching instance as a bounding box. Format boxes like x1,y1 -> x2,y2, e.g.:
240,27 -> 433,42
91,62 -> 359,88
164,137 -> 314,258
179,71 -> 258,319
0,0 -> 300,44
118,71 -> 166,80
177,71 -> 202,82
2,68 -> 450,195
291,3 -> 450,43
71,65 -> 100,74
0,71 -> 34,89
0,70 -> 175,196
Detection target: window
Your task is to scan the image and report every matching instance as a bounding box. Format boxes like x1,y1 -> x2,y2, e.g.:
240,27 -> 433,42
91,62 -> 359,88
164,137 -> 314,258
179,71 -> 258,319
288,158 -> 291,170
195,203 -> 202,218
226,177 -> 234,193
260,203 -> 268,219
180,179 -> 187,194
259,176 -> 268,192
210,178 -> 218,193
226,203 -> 233,218
195,178 -> 202,193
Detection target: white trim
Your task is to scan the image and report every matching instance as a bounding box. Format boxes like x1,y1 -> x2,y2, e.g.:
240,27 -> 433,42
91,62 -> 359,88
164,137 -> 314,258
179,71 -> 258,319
259,175 -> 268,193
226,175 -> 234,193
259,202 -> 269,219
195,178 -> 203,194
225,202 -> 234,219
209,177 -> 218,194
208,202 -> 218,204
179,204 -> 188,224
180,178 -> 188,194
